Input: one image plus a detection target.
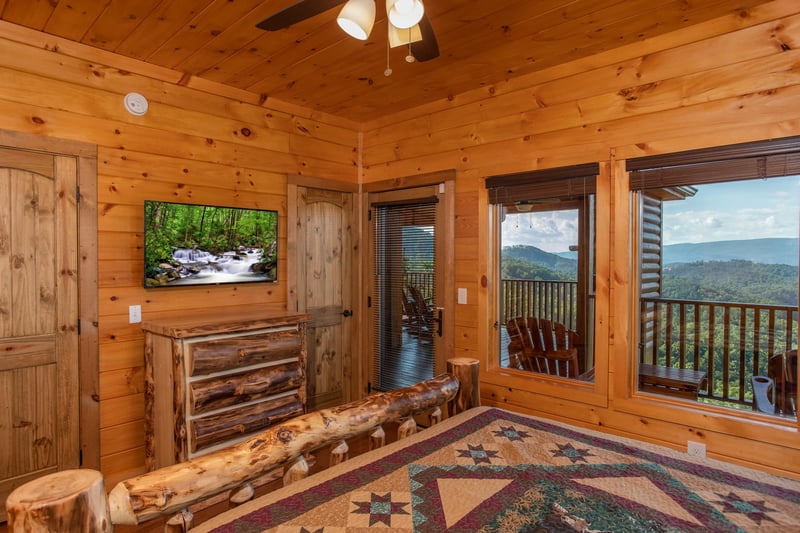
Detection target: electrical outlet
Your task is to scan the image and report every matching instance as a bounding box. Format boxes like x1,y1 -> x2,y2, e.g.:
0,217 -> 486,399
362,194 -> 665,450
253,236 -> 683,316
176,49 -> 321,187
129,305 -> 142,324
687,441 -> 706,458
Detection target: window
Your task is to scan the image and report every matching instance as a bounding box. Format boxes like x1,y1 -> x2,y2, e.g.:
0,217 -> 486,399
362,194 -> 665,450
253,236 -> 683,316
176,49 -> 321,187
629,138 -> 800,419
486,164 -> 598,382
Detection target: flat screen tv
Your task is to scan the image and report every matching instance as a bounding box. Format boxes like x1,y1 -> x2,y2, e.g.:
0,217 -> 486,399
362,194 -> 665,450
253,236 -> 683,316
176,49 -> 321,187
143,200 -> 278,288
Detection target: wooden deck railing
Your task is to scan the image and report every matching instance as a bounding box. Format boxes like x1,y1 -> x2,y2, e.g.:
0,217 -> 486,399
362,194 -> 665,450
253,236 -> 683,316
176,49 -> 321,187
404,276 -> 580,343
405,271 -> 434,300
409,273 -> 798,410
407,276 -> 580,330
500,279 -> 579,330
641,297 -> 798,407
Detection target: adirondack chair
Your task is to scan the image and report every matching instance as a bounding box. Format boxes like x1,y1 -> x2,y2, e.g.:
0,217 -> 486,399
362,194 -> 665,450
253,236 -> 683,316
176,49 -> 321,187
506,317 -> 583,379
401,286 -> 415,332
406,284 -> 435,340
752,349 -> 797,416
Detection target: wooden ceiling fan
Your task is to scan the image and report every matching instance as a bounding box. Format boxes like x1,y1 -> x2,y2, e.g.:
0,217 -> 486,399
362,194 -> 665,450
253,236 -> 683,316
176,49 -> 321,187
256,0 -> 440,62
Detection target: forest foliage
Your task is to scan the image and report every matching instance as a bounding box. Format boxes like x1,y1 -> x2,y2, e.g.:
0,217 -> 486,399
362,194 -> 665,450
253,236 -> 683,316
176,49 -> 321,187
662,260 -> 798,306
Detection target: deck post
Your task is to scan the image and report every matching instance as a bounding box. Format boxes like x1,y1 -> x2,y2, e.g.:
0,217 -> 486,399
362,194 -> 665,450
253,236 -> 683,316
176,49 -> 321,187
447,357 -> 480,414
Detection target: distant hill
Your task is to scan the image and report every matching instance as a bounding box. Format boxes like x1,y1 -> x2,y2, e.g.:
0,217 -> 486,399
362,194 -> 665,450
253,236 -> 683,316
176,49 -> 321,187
507,239 -> 797,270
502,241 -> 797,306
501,245 -> 577,280
503,245 -> 577,271
664,238 -> 797,266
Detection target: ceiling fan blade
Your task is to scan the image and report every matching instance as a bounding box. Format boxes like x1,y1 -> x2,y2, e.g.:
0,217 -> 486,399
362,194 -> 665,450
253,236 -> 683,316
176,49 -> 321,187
409,12 -> 439,62
256,0 -> 347,31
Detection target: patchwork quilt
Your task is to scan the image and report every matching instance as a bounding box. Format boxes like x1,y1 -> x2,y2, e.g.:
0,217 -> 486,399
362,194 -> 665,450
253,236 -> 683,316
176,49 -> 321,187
196,406 -> 800,532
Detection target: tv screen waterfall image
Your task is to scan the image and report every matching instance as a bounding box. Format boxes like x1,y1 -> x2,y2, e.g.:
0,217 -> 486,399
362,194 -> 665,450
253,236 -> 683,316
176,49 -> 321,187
144,200 -> 278,288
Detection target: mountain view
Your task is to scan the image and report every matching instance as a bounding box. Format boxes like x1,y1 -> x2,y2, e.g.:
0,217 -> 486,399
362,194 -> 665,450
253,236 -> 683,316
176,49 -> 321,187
663,238 -> 798,266
502,238 -> 799,306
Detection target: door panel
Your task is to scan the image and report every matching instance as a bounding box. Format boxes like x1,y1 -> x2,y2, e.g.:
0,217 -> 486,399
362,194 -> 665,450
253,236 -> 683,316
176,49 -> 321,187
296,187 -> 354,410
0,152 -> 80,520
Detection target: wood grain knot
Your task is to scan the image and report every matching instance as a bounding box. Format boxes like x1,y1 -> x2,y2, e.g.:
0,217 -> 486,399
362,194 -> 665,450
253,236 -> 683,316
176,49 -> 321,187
276,428 -> 294,443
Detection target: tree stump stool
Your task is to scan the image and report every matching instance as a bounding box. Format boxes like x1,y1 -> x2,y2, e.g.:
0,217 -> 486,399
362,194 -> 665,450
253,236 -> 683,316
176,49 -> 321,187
6,469 -> 110,532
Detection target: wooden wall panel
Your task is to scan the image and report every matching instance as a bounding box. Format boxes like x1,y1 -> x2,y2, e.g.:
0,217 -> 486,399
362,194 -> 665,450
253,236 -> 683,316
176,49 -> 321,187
100,421 -> 146,459
362,0 -> 800,478
98,340 -> 146,373
0,24 -> 358,484
0,0 -> 798,488
100,447 -> 146,488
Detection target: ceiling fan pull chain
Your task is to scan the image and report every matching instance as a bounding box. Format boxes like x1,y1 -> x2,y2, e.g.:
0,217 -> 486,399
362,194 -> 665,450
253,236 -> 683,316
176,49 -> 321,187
384,32 -> 393,77
406,28 -> 416,63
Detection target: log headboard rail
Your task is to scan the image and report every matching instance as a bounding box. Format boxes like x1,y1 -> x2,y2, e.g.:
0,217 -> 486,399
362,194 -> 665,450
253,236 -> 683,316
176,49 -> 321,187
6,358 -> 480,532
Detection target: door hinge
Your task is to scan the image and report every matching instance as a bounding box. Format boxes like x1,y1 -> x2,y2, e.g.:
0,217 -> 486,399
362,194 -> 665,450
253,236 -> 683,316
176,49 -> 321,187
75,185 -> 80,203
367,381 -> 372,393
79,448 -> 83,466
367,296 -> 372,308
77,319 -> 81,335
368,209 -> 372,221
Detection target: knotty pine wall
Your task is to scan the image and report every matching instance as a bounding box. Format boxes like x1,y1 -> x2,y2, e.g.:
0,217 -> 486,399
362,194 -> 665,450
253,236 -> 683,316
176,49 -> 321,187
0,0 -> 799,489
0,24 -> 358,487
362,0 -> 800,477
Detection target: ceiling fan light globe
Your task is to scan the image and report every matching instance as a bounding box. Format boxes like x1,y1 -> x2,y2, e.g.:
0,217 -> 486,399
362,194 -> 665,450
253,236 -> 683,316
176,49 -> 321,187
388,0 -> 423,29
337,0 -> 376,40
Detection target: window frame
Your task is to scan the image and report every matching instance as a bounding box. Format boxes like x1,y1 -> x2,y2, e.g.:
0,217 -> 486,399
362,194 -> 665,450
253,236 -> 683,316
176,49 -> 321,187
615,138 -> 799,427
483,163 -> 610,408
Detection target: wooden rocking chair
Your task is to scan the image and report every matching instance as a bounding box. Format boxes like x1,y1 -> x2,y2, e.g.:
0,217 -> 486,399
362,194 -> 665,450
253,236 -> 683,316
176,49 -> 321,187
507,317 -> 585,379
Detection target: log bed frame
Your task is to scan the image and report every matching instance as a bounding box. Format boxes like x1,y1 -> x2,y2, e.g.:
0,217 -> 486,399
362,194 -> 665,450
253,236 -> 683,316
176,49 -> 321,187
6,358 -> 480,532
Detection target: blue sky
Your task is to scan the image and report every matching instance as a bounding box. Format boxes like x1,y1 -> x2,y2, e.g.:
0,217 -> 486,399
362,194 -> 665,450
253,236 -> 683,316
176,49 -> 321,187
502,175 -> 800,252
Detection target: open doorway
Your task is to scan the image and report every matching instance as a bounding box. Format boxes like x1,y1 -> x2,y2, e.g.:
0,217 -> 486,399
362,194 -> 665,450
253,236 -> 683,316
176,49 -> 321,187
366,183 -> 452,392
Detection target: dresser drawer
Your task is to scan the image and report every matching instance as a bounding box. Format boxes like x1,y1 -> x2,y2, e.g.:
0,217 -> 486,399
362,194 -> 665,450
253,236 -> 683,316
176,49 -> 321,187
190,394 -> 304,453
186,328 -> 302,376
143,311 -> 309,469
189,361 -> 303,414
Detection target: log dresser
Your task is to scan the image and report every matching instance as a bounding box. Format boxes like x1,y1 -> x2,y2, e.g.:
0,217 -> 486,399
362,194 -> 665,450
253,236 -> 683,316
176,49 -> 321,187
142,310 -> 311,471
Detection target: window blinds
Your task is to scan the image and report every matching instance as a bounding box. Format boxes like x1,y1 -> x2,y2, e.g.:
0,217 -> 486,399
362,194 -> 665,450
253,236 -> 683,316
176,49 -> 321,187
628,135 -> 800,189
371,200 -> 437,391
485,163 -> 599,205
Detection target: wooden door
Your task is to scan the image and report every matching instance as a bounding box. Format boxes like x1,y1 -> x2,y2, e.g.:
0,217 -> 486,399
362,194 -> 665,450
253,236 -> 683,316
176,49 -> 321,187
0,148 -> 80,520
293,186 -> 355,410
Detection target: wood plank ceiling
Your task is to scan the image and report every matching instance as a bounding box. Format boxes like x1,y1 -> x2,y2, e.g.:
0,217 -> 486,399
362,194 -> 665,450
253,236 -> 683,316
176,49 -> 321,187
0,0 -> 775,123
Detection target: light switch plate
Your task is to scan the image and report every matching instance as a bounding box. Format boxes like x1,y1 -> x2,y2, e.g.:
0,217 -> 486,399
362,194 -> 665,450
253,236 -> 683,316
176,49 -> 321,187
457,288 -> 467,305
129,305 -> 142,324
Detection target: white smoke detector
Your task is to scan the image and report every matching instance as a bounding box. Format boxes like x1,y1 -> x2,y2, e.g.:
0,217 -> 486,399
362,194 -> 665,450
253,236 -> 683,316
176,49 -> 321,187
124,92 -> 149,116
